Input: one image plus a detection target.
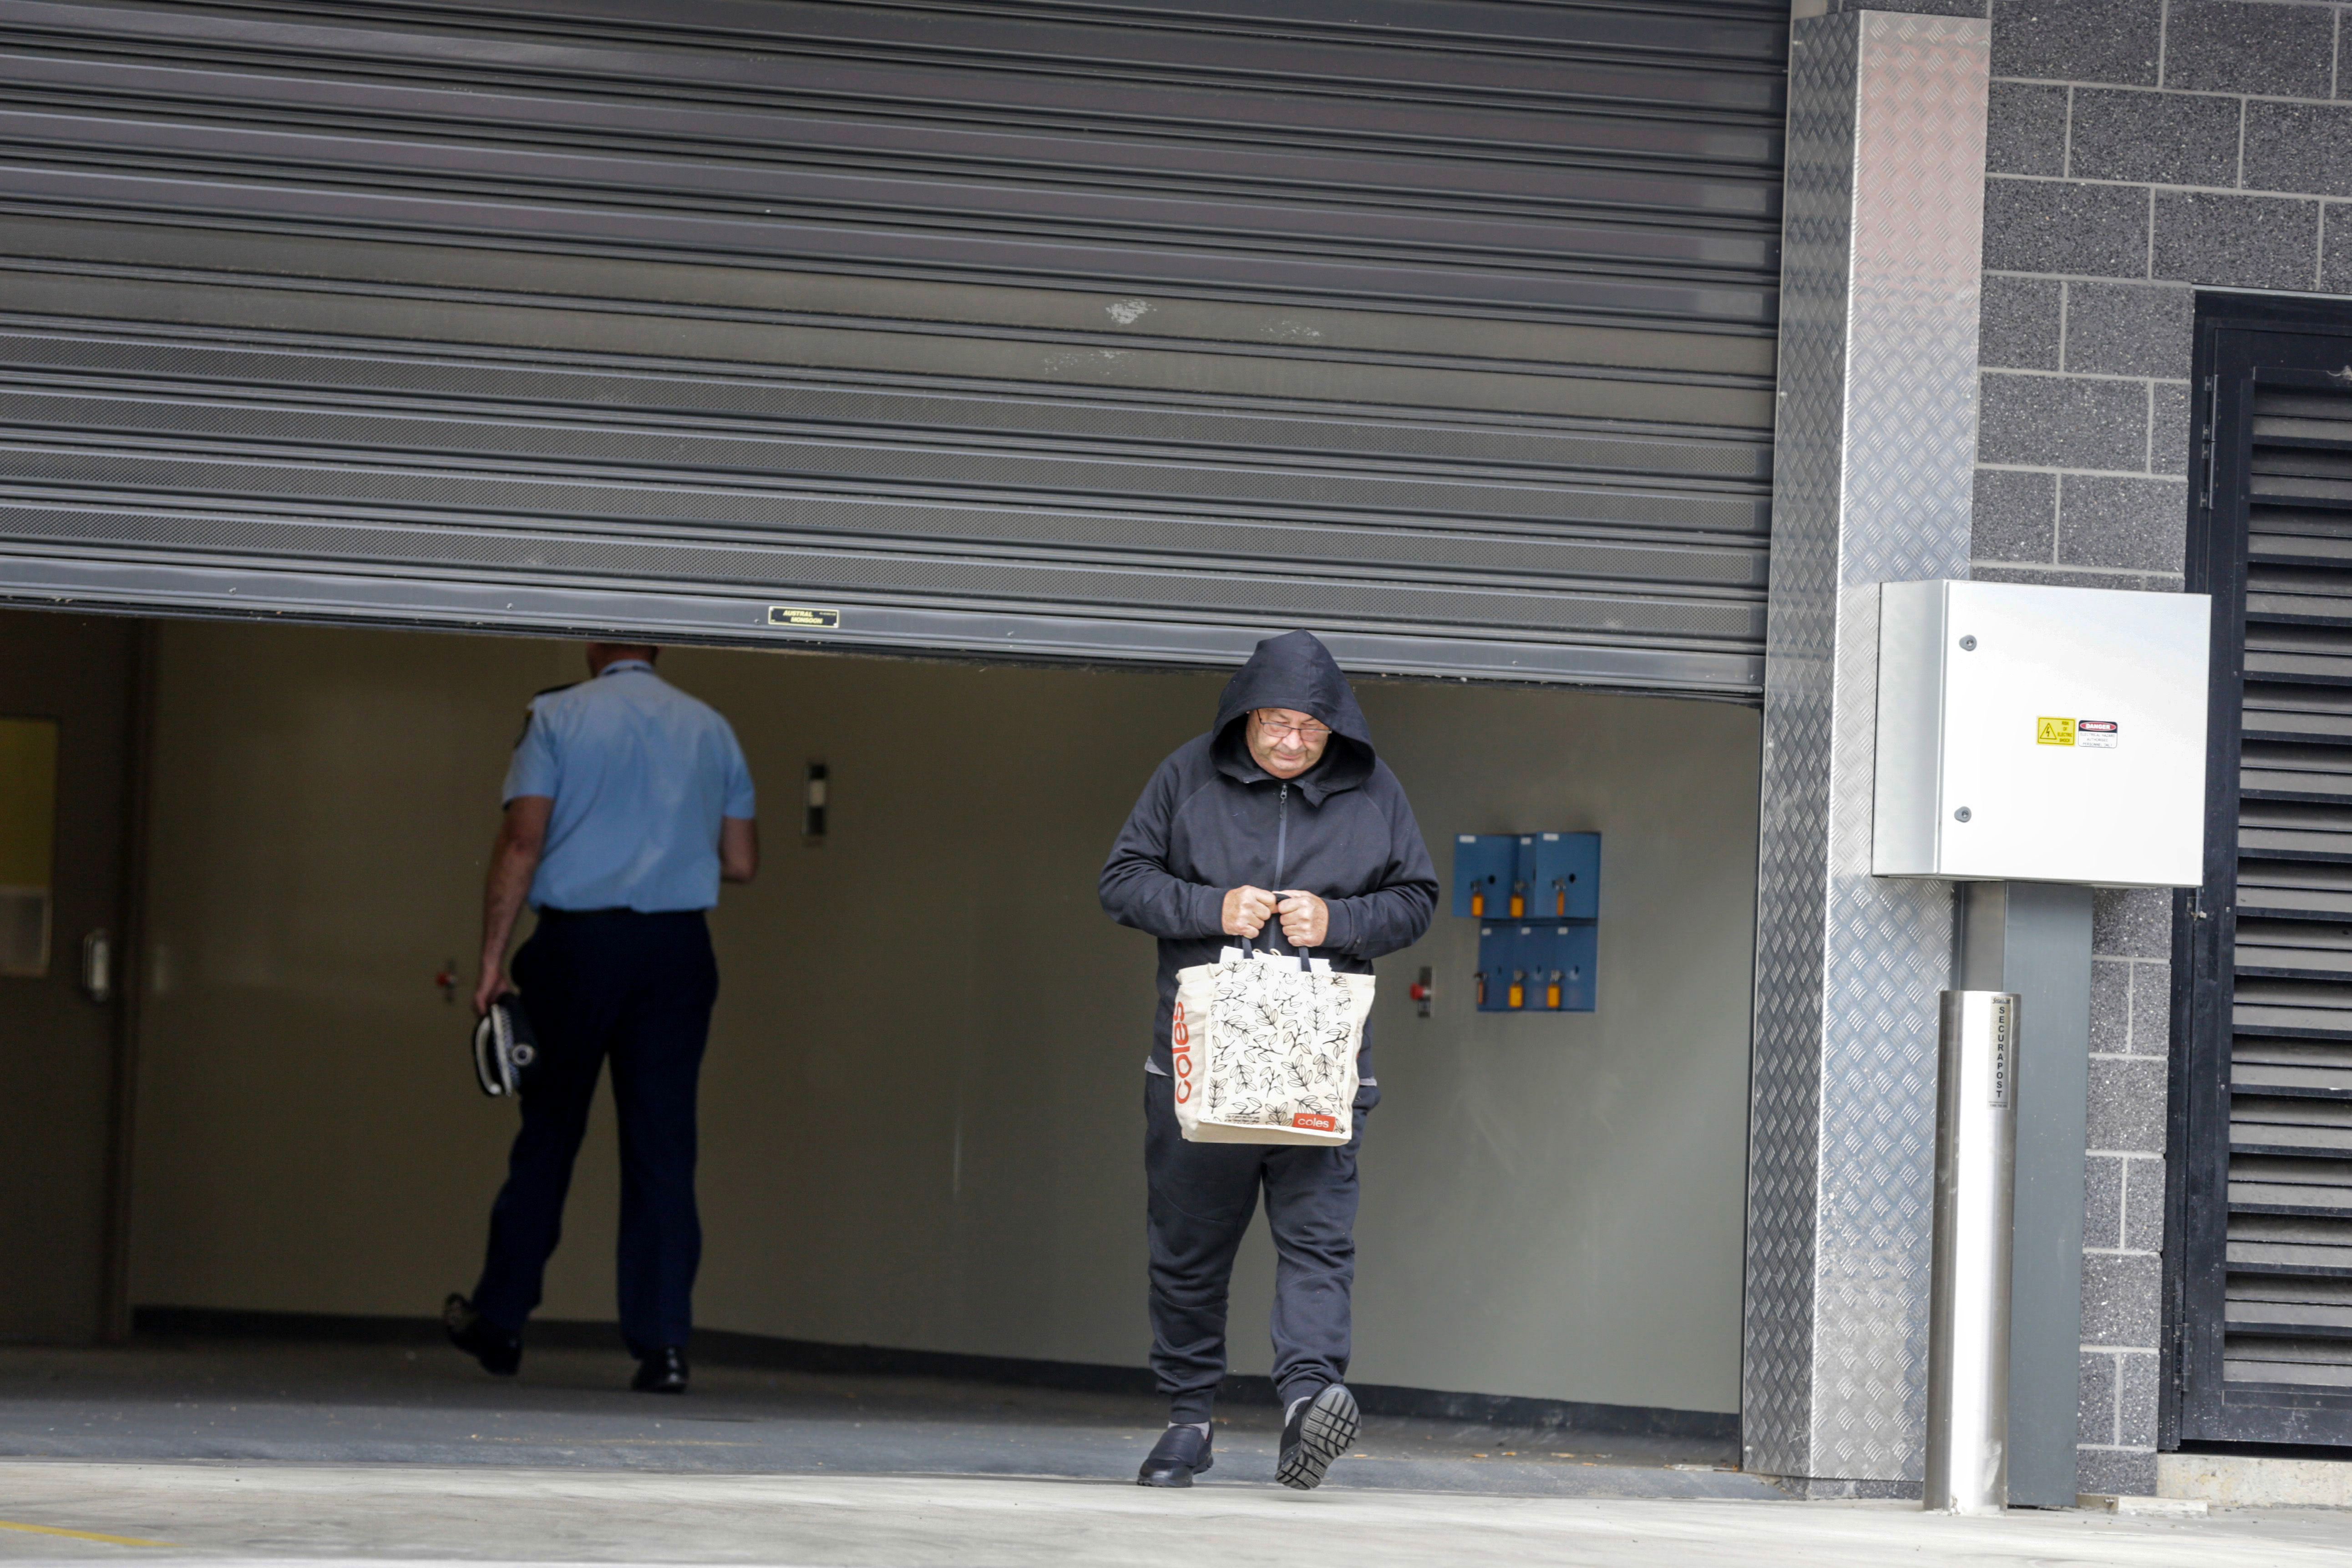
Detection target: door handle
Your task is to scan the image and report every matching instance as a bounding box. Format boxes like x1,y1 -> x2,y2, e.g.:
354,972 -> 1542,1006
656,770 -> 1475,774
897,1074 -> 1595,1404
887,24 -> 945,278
81,928 -> 112,1004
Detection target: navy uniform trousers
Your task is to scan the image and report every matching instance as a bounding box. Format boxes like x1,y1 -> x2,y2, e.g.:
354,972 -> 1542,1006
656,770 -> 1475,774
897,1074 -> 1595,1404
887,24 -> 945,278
472,908 -> 718,1356
1144,1073 -> 1379,1422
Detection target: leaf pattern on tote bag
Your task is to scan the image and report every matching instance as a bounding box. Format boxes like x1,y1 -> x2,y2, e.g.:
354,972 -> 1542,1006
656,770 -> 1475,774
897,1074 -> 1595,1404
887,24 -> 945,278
1204,958 -> 1356,1127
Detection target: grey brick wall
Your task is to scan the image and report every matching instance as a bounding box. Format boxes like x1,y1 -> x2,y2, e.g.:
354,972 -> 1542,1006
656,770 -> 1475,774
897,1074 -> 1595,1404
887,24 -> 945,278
1972,0 -> 2346,1496
2078,884 -> 2172,1495
1810,0 -> 2346,1496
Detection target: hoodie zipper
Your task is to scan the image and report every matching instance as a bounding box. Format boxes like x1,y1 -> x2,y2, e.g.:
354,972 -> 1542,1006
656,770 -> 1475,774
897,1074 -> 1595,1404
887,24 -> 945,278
1274,782 -> 1290,917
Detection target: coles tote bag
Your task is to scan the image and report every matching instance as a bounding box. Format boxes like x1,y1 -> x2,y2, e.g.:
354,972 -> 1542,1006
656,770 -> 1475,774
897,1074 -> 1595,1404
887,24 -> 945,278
1169,941 -> 1375,1146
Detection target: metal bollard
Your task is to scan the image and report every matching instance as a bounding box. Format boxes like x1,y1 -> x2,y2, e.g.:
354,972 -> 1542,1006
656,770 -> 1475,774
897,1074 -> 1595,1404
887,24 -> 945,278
1925,990 -> 2019,1514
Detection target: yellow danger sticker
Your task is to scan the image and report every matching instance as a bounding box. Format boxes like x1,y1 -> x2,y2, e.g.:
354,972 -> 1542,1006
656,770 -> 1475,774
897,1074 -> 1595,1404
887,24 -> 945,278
2037,716 -> 2076,746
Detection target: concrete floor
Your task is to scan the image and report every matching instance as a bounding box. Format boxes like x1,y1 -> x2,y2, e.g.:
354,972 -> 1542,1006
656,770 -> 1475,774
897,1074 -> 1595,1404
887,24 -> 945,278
0,1340 -> 1754,1497
5,1461 -> 2352,1567
0,1341 -> 2347,1567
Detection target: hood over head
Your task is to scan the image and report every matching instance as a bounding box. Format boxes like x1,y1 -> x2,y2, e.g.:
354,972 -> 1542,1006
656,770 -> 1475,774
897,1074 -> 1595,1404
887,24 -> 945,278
1210,630 -> 1374,800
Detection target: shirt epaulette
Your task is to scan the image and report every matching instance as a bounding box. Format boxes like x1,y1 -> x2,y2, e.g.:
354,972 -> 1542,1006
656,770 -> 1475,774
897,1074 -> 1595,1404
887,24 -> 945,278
511,683 -> 575,748
514,682 -> 582,745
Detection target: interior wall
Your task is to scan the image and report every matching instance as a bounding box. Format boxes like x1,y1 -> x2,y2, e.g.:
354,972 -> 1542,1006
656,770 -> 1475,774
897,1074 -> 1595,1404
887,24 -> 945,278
0,610 -> 141,1341
129,619 -> 1759,1415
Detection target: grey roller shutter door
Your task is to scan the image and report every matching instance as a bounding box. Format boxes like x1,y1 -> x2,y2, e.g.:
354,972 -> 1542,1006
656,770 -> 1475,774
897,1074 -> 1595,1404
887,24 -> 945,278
0,0 -> 1783,693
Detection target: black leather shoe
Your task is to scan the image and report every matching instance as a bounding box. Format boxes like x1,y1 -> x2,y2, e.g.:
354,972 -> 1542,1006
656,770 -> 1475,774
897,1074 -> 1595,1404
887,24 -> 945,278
1276,1384 -> 1358,1491
632,1346 -> 689,1394
1136,1423 -> 1213,1487
443,1293 -> 521,1377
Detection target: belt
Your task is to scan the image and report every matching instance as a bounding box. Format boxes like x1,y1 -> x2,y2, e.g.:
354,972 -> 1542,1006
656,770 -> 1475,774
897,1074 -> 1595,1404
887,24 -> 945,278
536,905 -> 634,920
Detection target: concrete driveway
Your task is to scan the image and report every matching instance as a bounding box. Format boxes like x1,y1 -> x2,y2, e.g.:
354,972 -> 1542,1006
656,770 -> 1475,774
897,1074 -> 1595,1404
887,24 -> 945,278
1,1340 -> 2347,1567
2,1459 -> 2350,1568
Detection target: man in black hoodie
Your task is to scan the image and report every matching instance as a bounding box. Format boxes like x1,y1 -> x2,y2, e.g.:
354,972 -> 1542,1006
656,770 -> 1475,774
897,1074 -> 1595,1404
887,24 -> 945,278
1101,630 -> 1437,1491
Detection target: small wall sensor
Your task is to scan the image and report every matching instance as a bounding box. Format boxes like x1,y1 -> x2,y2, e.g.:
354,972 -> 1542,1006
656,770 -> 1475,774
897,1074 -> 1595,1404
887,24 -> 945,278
804,761 -> 828,841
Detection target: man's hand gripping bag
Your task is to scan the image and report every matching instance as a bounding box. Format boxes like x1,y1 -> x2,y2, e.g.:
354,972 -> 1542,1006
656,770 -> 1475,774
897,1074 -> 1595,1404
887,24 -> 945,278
1169,944 -> 1374,1145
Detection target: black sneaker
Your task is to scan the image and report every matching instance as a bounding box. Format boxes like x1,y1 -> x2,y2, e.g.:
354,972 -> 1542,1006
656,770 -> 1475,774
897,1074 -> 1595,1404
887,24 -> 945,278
442,1293 -> 520,1377
1275,1383 -> 1358,1491
632,1346 -> 689,1394
1136,1423 -> 1213,1487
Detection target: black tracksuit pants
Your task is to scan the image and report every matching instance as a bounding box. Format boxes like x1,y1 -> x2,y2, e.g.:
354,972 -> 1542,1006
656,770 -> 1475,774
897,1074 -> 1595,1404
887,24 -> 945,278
1144,1073 -> 1378,1422
472,909 -> 718,1356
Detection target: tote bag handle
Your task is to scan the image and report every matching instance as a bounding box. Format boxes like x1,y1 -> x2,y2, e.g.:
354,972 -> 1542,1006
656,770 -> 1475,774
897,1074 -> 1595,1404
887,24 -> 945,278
1237,925 -> 1313,972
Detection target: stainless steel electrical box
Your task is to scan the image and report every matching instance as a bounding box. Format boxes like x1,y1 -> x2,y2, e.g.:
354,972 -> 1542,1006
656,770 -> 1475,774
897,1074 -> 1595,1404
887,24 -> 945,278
1873,580 -> 2211,887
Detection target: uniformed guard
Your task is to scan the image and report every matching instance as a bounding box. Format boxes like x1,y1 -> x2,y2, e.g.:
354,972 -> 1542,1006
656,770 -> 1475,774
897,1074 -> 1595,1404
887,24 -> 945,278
443,642 -> 757,1394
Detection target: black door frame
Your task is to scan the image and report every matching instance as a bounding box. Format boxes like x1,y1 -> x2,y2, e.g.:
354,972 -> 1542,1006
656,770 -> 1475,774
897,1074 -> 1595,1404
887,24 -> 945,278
2166,292 -> 2352,1449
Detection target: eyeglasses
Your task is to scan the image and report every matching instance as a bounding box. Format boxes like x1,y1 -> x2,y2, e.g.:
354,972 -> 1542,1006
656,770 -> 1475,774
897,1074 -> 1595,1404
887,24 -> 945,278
1253,713 -> 1332,741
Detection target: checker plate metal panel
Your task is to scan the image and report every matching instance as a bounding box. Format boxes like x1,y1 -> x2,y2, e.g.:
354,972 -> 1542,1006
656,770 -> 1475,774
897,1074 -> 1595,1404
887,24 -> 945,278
1744,10 -> 1988,1485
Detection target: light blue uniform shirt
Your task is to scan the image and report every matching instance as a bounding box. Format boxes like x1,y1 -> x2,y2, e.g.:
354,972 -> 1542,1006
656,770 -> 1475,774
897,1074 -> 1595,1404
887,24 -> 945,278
502,660 -> 755,913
